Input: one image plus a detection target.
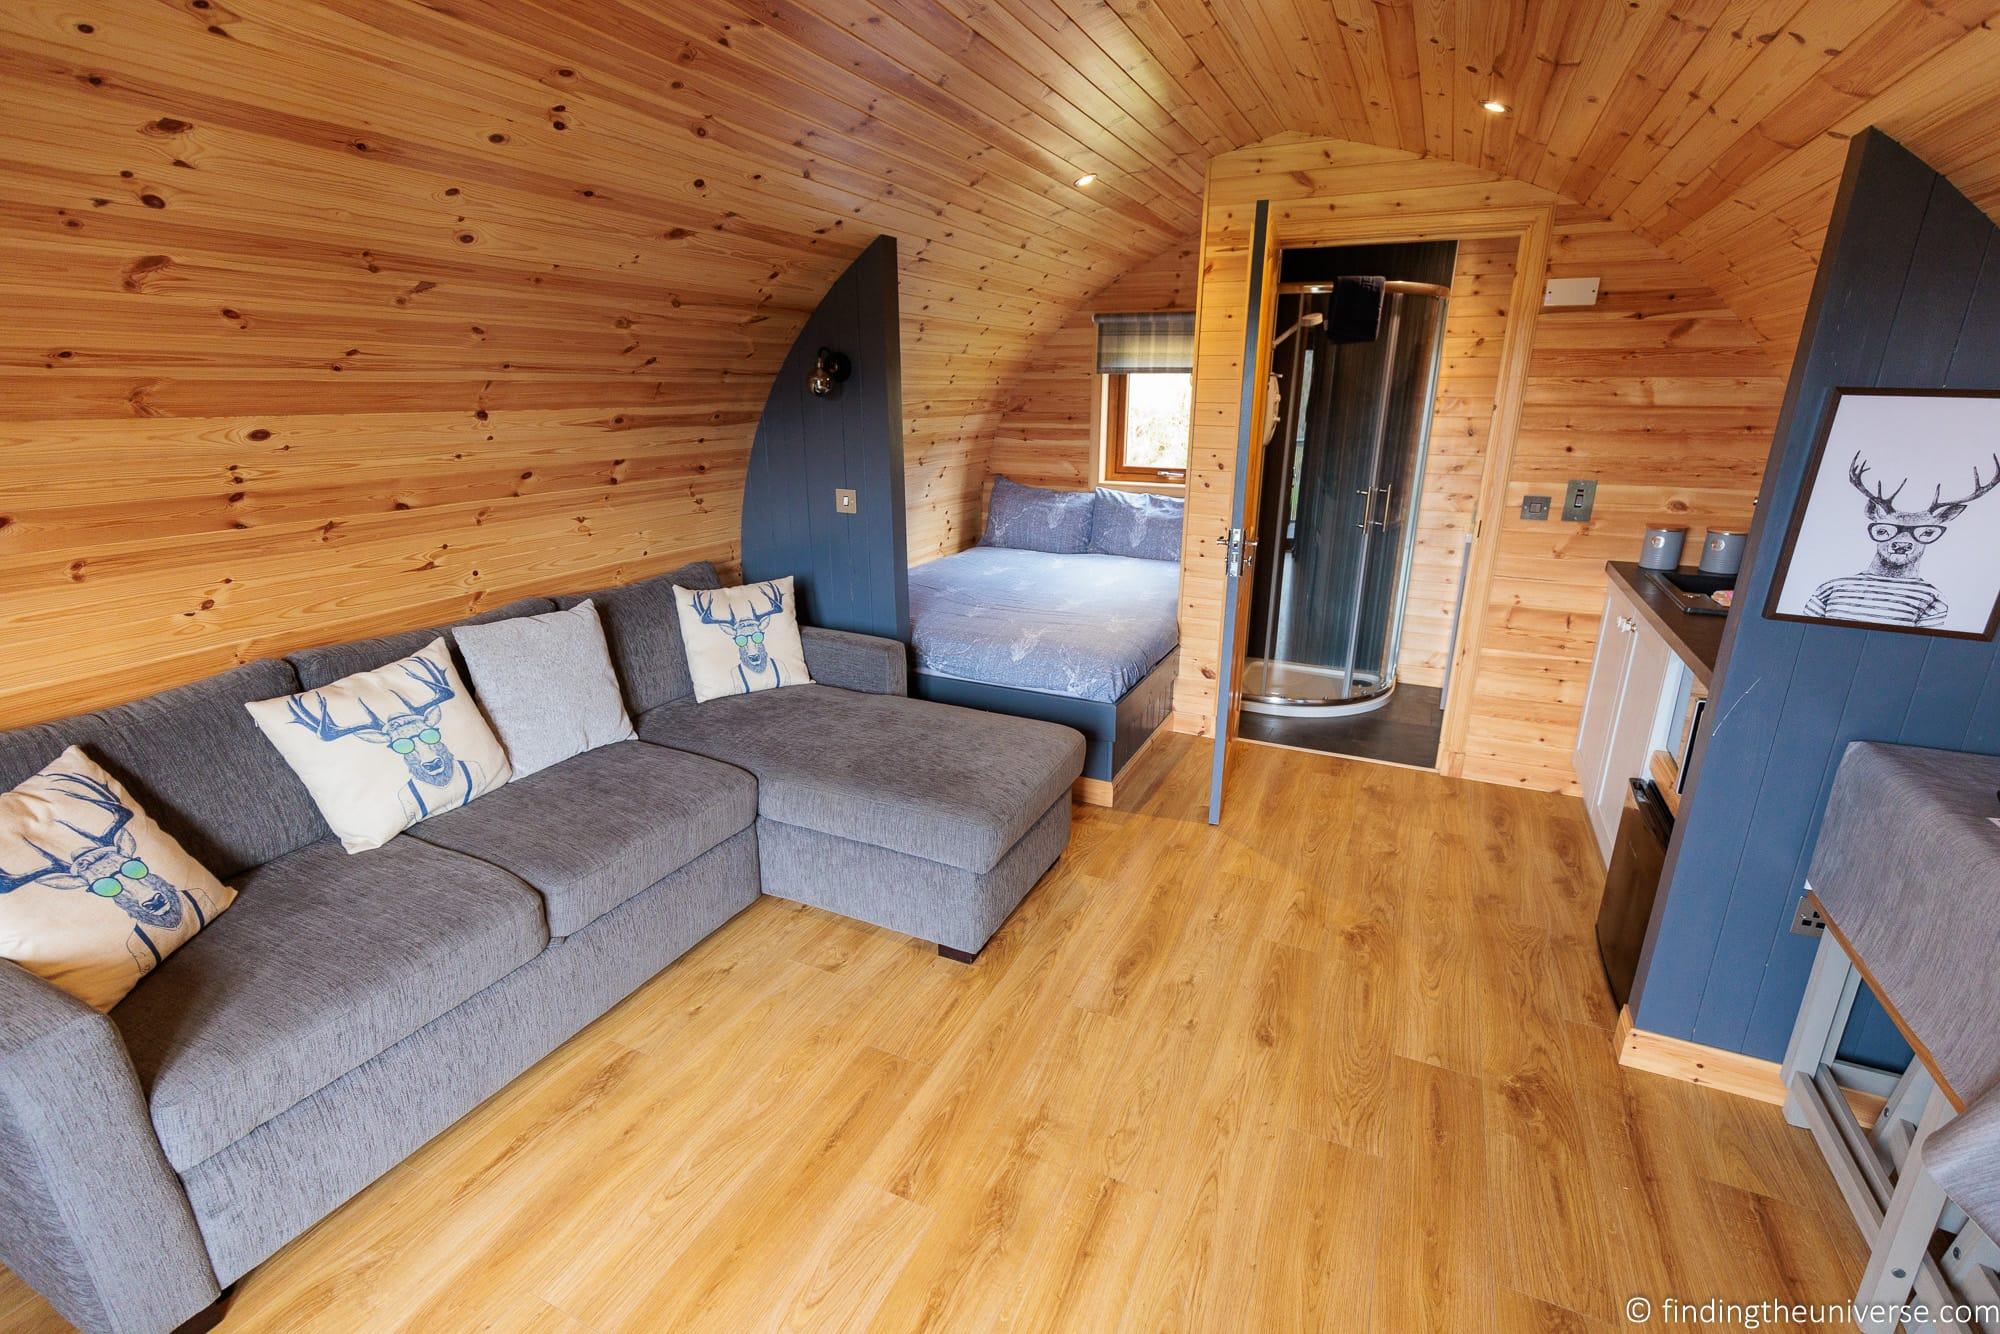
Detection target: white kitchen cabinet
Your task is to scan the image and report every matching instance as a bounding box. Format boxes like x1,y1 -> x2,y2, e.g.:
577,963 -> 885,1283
1573,583 -> 1680,862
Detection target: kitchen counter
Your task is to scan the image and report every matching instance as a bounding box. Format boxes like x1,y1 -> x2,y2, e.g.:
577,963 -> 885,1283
1605,561 -> 1727,688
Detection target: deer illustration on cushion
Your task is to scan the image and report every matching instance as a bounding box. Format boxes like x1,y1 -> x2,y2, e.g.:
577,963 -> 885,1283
1806,451 -> 2000,627
689,583 -> 791,693
0,771 -> 217,973
285,655 -> 485,819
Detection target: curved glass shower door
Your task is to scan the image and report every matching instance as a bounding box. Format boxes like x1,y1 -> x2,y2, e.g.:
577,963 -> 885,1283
1242,279 -> 1449,716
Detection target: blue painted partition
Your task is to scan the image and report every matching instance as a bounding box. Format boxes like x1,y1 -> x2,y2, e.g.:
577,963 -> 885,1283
1631,130 -> 2000,1065
740,235 -> 909,641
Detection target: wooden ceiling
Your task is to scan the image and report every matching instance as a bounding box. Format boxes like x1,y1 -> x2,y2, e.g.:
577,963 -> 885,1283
7,0 -> 2000,542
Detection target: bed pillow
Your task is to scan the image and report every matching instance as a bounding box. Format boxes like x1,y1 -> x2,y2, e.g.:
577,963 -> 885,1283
245,638 -> 510,853
0,747 -> 236,1011
982,476 -> 1093,554
1089,488 -> 1185,561
453,600 -> 634,779
673,577 -> 814,703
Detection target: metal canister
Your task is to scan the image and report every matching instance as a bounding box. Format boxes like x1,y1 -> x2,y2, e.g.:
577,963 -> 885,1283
1698,528 -> 1747,576
1639,525 -> 1687,572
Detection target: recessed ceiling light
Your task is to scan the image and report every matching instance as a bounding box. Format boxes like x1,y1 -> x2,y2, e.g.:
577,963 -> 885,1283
1074,173 -> 1096,187
1481,99 -> 1510,114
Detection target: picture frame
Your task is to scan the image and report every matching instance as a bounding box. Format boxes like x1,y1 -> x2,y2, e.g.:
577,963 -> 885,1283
1765,387 -> 2000,641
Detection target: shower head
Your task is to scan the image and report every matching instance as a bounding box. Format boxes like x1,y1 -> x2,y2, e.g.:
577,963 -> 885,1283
1273,311 -> 1325,348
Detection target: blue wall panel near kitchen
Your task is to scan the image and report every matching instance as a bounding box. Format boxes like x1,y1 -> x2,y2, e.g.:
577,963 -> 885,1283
1631,130 -> 2000,1065
740,234 -> 910,641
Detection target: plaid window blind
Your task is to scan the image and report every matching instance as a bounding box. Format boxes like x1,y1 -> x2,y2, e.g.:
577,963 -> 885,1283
1094,311 -> 1195,373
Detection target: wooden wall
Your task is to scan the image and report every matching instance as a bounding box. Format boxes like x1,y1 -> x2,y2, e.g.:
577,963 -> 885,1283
0,3 -> 1182,726
1178,138 -> 1786,794
1636,130 -> 2000,1063
983,242 -> 1200,496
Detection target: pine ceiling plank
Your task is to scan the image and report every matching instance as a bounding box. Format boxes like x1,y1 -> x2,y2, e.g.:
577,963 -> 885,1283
1617,0 -> 1925,237
1557,0 -> 1734,205
1412,0 -> 1461,159
964,0 -> 1224,162
1583,0 -> 1815,220
1200,0 -> 1325,139
1285,0 -> 1377,141
710,0 -> 1193,228
1375,0 -> 1432,156
1327,0 -> 1416,149
1654,0 -> 2000,238
1097,0 -> 1277,144
1515,0 -> 1671,195
868,0 -> 1209,193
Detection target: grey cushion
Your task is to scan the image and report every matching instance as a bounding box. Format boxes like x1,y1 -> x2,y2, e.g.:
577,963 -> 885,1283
408,740 -> 756,937
287,597 -> 557,690
0,660 -> 327,880
453,601 -> 634,778
641,685 -> 1084,873
178,828 -> 758,1285
758,794 -> 1069,953
113,837 -> 546,1172
982,476 -> 1093,554
1927,1090 -> 2000,1243
1089,487 -> 1184,561
556,561 -> 722,715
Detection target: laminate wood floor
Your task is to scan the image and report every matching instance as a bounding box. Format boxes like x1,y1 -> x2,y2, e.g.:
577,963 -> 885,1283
0,737 -> 1866,1332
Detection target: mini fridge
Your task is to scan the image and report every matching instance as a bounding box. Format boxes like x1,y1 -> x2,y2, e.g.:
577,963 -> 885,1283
1594,778 -> 1674,1008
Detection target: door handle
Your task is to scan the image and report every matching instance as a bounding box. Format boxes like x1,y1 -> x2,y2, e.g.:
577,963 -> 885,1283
1616,615 -> 1637,634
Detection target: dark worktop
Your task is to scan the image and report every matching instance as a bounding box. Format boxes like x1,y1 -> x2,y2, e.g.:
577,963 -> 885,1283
1605,561 -> 1727,687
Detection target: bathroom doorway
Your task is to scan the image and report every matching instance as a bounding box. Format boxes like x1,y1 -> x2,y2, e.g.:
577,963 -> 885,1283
1238,240 -> 1457,769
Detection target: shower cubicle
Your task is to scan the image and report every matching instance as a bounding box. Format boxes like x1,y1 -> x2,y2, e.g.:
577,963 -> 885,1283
1241,244 -> 1453,721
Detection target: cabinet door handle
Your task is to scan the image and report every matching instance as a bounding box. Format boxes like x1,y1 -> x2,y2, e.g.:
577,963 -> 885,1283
1616,615 -> 1637,634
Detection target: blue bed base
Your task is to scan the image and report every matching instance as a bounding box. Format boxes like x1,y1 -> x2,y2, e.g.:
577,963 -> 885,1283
912,649 -> 1179,782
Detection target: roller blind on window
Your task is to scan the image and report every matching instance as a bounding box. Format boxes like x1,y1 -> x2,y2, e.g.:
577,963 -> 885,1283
1094,311 -> 1195,373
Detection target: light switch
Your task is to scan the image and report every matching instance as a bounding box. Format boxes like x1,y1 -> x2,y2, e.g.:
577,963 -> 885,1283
834,488 -> 858,515
1520,494 -> 1551,521
1561,479 -> 1596,523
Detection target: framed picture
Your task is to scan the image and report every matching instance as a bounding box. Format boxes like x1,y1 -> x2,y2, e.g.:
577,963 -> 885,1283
1766,388 -> 2000,640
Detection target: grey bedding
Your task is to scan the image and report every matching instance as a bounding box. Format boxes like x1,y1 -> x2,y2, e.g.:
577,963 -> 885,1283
908,547 -> 1179,702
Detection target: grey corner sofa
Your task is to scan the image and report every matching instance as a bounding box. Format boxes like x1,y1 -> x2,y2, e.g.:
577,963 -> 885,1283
0,560 -> 1083,1334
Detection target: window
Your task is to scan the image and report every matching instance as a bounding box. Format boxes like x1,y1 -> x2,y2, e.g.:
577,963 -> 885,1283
1095,311 -> 1193,485
1104,371 -> 1192,482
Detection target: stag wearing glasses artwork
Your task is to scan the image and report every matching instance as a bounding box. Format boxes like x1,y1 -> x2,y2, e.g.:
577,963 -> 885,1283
689,583 -> 791,693
1803,452 -> 2000,626
1771,391 -> 2000,639
0,770 -> 223,974
287,655 -> 486,820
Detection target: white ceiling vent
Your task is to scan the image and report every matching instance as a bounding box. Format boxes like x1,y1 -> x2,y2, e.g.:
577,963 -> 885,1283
1543,276 -> 1601,307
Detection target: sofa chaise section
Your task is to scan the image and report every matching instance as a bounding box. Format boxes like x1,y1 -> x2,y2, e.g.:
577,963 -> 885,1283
640,684 -> 1084,957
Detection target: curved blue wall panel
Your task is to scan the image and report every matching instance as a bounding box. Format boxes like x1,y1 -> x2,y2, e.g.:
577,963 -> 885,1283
740,234 -> 909,640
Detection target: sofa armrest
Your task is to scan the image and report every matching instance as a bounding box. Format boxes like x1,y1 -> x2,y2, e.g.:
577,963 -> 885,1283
0,962 -> 219,1334
801,626 -> 908,696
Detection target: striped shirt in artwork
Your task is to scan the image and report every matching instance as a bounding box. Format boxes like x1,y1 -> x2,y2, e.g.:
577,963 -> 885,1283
1805,575 -> 1947,626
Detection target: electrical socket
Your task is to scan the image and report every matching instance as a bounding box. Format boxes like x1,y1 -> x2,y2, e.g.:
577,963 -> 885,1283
1791,896 -> 1826,937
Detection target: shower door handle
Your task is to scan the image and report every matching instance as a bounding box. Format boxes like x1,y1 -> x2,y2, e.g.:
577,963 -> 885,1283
1372,483 -> 1393,529
1357,488 -> 1374,530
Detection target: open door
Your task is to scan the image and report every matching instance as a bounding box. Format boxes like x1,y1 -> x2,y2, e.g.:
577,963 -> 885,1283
1207,200 -> 1279,824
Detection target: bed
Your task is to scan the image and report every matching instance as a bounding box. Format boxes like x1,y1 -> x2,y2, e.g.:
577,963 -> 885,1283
906,480 -> 1184,798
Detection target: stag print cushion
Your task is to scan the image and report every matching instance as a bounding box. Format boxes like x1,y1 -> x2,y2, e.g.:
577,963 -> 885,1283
245,638 -> 511,853
0,747 -> 236,1011
453,600 -> 635,778
981,476 -> 1094,554
673,577 -> 814,703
